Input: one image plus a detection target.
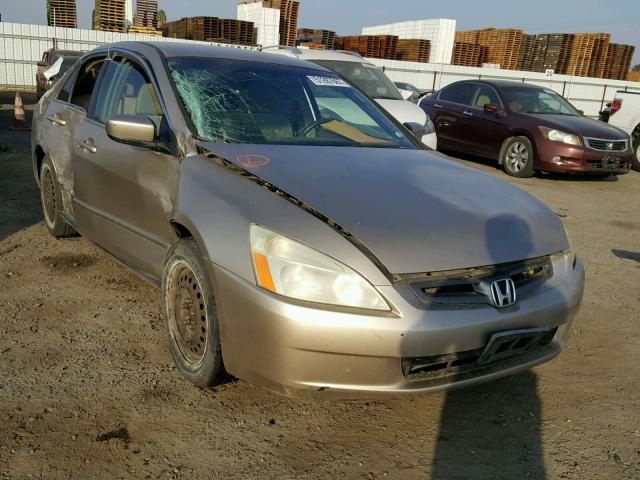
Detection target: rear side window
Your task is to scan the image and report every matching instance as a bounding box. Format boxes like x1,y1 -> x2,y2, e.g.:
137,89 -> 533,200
57,69 -> 77,102
92,59 -> 164,127
69,57 -> 106,111
439,83 -> 476,106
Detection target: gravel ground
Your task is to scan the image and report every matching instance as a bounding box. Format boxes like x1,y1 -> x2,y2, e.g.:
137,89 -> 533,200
0,102 -> 639,480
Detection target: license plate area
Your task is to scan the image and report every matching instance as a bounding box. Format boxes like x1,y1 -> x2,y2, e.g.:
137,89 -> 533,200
477,327 -> 556,365
601,156 -> 621,167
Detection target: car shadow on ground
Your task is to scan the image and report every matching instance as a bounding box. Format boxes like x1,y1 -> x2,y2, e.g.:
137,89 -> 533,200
426,214 -> 557,478
438,148 -> 621,182
612,249 -> 640,262
0,105 -> 42,241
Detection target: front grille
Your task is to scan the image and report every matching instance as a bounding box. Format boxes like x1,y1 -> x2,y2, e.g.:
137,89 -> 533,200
409,256 -> 552,307
402,327 -> 558,380
585,137 -> 628,152
586,158 -> 627,170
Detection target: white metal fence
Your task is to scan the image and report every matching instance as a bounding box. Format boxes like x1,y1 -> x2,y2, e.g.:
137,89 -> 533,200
367,58 -> 640,118
1,21 -> 639,117
0,22 -> 258,92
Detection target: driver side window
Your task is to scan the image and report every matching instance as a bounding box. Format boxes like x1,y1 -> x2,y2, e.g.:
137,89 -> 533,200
92,59 -> 164,132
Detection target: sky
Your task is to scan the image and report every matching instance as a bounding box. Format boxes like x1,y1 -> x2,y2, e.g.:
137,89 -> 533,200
4,0 -> 639,65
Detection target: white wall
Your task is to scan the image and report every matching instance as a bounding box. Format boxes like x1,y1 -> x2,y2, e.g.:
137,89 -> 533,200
363,19 -> 456,64
237,3 -> 279,48
0,22 -> 258,91
367,57 -> 640,118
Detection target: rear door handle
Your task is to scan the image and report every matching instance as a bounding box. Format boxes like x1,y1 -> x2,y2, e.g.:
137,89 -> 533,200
45,114 -> 66,126
77,139 -> 97,154
463,111 -> 474,117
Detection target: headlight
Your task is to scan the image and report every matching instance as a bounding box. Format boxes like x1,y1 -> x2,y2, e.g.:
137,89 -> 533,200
250,225 -> 390,311
424,115 -> 435,134
539,126 -> 581,146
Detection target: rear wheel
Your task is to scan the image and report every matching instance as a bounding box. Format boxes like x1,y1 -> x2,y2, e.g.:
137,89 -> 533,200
162,239 -> 225,388
502,136 -> 536,178
39,156 -> 76,238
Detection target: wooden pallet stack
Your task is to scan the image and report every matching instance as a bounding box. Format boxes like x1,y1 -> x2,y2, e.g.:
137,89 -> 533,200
161,17 -> 257,46
455,28 -> 524,69
587,33 -> 611,78
395,39 -> 431,63
133,0 -> 158,29
296,28 -> 336,50
603,43 -> 636,80
565,33 -> 599,77
298,42 -> 327,50
260,0 -> 299,46
339,35 -> 398,59
451,42 -> 487,67
93,0 -> 127,32
47,0 -> 77,28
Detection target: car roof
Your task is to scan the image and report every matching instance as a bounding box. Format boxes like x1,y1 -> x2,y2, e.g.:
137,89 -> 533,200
93,41 -> 330,71
265,47 -> 370,63
449,79 -> 548,90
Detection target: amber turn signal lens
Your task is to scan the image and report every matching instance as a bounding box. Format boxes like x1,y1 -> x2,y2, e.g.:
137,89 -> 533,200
253,252 -> 276,292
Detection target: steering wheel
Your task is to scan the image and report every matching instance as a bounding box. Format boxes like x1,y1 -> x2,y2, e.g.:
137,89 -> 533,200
299,118 -> 336,137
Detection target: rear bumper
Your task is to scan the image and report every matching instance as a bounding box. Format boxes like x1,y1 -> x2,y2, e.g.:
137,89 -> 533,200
535,141 -> 633,174
211,252 -> 585,399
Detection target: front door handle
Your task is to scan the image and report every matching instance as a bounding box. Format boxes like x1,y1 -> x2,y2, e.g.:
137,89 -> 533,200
434,103 -> 443,108
77,139 -> 97,154
463,111 -> 474,117
45,114 -> 66,126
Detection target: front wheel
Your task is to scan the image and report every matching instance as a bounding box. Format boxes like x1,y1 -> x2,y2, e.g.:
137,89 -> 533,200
161,239 -> 225,388
502,136 -> 536,178
632,133 -> 640,172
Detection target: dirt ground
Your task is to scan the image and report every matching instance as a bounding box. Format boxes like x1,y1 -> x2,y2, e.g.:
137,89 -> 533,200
0,97 -> 639,480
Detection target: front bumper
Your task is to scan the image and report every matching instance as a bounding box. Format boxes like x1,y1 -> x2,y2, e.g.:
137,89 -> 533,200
536,141 -> 632,174
211,253 -> 584,399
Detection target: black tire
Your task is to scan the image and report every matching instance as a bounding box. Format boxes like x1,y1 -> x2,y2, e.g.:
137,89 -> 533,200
632,130 -> 640,172
161,238 -> 225,387
501,136 -> 536,178
39,156 -> 76,238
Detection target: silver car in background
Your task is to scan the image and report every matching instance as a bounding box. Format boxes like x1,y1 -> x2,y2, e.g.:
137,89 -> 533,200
32,42 -> 584,399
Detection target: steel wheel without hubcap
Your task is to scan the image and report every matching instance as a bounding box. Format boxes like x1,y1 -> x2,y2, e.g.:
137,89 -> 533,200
167,261 -> 208,366
506,141 -> 529,173
41,164 -> 58,229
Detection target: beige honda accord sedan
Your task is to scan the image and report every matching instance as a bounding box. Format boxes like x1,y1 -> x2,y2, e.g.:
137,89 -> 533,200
31,42 -> 584,399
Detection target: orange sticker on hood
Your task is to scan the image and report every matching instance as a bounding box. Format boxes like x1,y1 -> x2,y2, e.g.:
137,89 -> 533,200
236,154 -> 270,168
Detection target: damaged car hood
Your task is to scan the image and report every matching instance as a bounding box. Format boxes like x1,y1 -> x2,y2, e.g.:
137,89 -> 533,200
199,143 -> 569,275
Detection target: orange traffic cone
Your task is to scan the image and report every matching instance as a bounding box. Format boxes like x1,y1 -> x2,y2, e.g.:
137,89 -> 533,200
11,92 -> 30,131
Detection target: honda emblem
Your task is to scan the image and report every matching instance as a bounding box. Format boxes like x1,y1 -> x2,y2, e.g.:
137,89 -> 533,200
490,279 -> 517,308
606,142 -> 614,151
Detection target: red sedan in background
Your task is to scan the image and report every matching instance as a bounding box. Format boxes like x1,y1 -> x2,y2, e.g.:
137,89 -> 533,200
420,79 -> 633,177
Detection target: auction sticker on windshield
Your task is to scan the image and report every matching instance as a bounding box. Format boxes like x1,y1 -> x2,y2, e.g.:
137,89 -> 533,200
307,76 -> 351,88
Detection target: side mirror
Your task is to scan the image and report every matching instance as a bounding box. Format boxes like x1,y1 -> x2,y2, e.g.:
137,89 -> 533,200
403,122 -> 426,138
37,61 -> 47,67
107,115 -> 156,144
577,109 -> 584,116
484,103 -> 506,116
398,88 -> 413,101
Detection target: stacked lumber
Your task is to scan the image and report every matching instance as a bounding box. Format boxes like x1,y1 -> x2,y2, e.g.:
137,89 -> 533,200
587,33 -> 611,78
395,39 -> 431,63
565,33 -> 599,76
128,25 -> 162,36
47,0 -> 77,28
162,17 -> 257,45
339,35 -> 398,59
455,28 -> 524,70
603,43 -> 635,80
134,0 -> 158,29
297,28 -> 336,50
451,42 -> 487,67
93,0 -> 127,32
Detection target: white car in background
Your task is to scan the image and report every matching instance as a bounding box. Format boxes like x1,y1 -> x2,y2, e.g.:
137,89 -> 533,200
264,47 -> 438,150
608,91 -> 640,171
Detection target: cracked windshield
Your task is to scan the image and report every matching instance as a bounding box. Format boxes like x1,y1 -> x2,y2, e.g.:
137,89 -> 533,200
168,57 -> 415,148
